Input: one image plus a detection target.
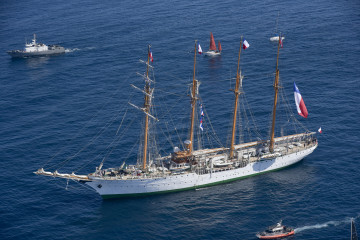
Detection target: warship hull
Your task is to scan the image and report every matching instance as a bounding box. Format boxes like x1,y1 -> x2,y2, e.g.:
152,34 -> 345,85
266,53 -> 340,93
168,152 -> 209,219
7,46 -> 65,58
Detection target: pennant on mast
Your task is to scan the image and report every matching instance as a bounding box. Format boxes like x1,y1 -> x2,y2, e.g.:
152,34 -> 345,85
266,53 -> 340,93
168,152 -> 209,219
149,50 -> 153,62
199,104 -> 204,131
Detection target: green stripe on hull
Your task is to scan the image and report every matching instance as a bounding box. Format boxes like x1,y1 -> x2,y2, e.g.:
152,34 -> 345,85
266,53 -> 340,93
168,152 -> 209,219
101,163 -> 297,199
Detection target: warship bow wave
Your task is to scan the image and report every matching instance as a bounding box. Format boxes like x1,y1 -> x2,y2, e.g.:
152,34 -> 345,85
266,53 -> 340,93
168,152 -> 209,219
7,34 -> 65,58
35,36 -> 318,199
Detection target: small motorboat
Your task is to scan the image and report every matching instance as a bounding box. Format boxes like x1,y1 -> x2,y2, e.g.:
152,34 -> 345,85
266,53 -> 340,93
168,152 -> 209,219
269,12 -> 285,43
256,221 -> 294,239
169,162 -> 190,172
270,36 -> 285,42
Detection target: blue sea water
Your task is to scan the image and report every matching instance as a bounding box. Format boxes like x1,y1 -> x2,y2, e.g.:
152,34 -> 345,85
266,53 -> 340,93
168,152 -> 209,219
1,0 -> 360,239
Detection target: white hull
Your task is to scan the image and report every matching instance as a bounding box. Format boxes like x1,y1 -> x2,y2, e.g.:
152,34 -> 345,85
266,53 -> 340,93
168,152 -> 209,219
86,144 -> 317,198
270,36 -> 285,42
204,51 -> 221,56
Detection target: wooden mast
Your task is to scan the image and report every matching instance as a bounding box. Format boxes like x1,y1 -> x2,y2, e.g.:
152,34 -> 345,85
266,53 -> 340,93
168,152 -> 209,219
269,36 -> 281,153
143,45 -> 151,169
189,41 -> 198,154
230,37 -> 243,159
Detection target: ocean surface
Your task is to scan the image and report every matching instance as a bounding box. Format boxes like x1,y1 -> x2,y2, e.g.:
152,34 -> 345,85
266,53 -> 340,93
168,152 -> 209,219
1,0 -> 360,239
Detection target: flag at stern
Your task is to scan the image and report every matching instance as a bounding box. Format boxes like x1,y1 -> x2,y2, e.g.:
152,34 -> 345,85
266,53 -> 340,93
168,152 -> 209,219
294,82 -> 308,118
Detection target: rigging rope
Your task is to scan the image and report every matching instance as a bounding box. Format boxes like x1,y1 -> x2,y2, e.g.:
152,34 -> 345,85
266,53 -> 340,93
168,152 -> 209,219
43,79 -> 132,168
49,93 -> 135,171
74,114 -> 137,173
198,96 -> 224,148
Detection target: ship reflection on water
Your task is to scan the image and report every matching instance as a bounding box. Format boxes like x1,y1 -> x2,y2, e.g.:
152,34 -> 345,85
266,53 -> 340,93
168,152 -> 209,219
25,56 -> 50,68
207,54 -> 222,70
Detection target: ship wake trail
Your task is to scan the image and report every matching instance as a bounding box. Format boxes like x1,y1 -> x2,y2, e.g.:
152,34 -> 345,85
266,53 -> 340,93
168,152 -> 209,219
65,47 -> 96,53
65,48 -> 80,53
294,217 -> 353,233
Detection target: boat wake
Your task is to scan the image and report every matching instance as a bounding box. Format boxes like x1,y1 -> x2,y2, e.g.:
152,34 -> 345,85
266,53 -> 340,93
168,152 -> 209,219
65,47 -> 96,53
294,217 -> 356,233
65,48 -> 80,53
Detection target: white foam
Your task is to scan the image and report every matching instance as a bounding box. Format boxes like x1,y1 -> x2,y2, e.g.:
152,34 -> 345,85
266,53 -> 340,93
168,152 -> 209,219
65,47 -> 96,53
294,218 -> 352,233
65,48 -> 80,53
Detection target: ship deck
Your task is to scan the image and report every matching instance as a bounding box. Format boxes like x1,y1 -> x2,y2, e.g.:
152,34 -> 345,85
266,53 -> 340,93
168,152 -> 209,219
92,139 -> 317,181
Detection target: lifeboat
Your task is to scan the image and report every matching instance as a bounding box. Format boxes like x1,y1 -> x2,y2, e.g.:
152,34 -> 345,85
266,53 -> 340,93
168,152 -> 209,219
256,221 -> 294,239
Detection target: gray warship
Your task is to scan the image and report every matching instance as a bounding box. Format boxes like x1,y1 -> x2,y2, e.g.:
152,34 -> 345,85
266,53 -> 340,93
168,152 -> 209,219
7,34 -> 65,58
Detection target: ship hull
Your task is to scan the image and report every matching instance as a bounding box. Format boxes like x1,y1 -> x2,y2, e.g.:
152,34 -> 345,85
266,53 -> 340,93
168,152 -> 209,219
7,47 -> 65,58
204,51 -> 221,56
86,144 -> 317,199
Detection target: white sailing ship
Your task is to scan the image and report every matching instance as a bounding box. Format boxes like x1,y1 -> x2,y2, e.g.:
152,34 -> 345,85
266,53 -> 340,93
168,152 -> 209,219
35,38 -> 318,199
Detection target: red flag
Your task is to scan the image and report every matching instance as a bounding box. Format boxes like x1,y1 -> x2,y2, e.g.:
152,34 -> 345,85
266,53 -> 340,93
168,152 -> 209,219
149,50 -> 153,62
294,82 -> 308,118
243,39 -> 250,50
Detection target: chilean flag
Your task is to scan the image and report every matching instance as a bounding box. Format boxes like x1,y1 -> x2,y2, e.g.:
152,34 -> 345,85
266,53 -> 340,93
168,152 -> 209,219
294,82 -> 308,118
198,43 -> 203,54
318,127 -> 322,133
243,39 -> 250,49
149,50 -> 153,62
199,104 -> 204,131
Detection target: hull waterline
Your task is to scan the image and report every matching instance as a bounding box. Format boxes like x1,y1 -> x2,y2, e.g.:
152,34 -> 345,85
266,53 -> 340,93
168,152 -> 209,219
86,144 -> 317,199
7,48 -> 65,58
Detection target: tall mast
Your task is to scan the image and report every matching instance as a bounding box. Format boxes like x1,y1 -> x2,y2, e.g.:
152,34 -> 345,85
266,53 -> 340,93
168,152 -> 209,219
230,36 -> 243,159
269,36 -> 281,153
189,40 -> 198,154
143,45 -> 151,169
